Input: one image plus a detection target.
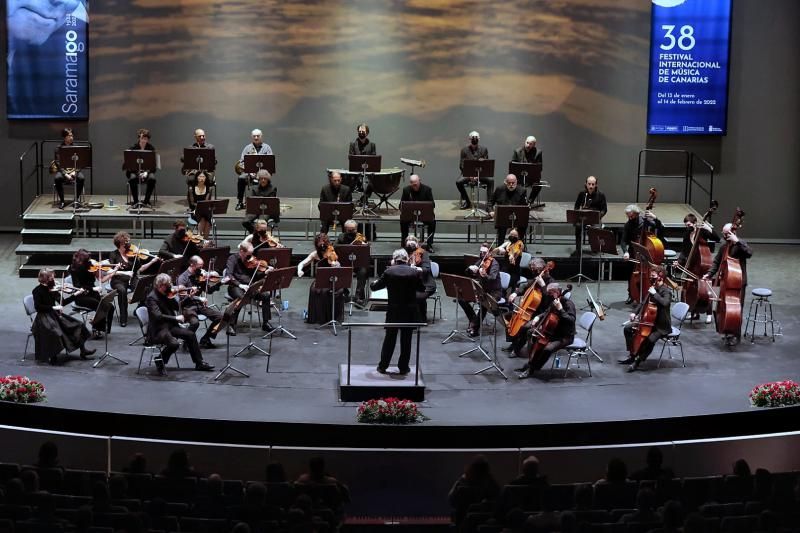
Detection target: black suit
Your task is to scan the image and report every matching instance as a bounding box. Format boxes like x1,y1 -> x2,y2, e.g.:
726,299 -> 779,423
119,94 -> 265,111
370,264 -> 425,373
124,142 -> 157,205
529,297 -> 576,371
488,186 -> 528,244
400,184 -> 436,248
242,182 -> 279,232
145,289 -> 204,366
319,184 -> 353,233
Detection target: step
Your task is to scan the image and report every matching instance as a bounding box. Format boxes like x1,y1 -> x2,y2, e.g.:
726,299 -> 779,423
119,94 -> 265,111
22,213 -> 75,230
18,264 -> 69,278
20,228 -> 74,245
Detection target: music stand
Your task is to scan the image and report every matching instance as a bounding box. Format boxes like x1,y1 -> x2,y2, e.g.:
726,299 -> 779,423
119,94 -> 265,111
509,161 -> 545,207
233,278 -> 270,359
349,155 -> 381,217
587,227 -> 616,311
462,159 -> 495,219
157,257 -> 184,281
244,153 -> 276,178
400,201 -> 435,242
473,289 -> 507,379
256,247 -> 291,268
123,149 -> 157,213
182,147 -> 216,174
315,266 -> 353,336
195,198 -> 230,246
91,290 -> 128,368
441,273 -> 476,344
127,276 -> 154,346
214,300 -> 250,381
630,242 -> 655,304
335,244 -> 371,313
260,267 -> 297,343
198,246 -> 231,274
246,196 -> 280,224
494,205 -> 530,235
58,145 -> 92,213
319,202 -> 354,237
566,209 -> 602,285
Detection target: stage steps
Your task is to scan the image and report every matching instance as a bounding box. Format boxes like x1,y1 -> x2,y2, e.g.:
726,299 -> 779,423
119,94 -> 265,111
17,213 -> 77,276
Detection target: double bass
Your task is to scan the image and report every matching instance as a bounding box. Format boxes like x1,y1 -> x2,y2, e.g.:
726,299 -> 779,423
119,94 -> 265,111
506,261 -> 555,337
713,208 -> 745,337
678,201 -> 717,315
628,188 -> 664,302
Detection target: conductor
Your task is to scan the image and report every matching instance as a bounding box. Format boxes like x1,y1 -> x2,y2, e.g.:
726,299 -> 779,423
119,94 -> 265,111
370,249 -> 425,375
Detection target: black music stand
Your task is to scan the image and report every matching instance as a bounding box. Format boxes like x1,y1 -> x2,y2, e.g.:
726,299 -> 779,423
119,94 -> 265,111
59,145 -> 92,213
246,196 -> 280,226
214,300 -> 250,381
566,209 -> 602,285
315,266 -> 353,336
335,244 -> 371,313
630,242 -> 655,304
400,201 -> 435,242
462,159 -> 495,219
157,257 -> 184,281
123,149 -> 157,212
441,273 -> 476,345
349,155 -> 381,217
256,247 -> 292,268
587,226 -> 617,311
195,198 -> 229,247
260,267 -> 297,343
182,147 -> 216,174
473,288 -> 507,379
509,161 -> 545,207
494,205 -> 530,235
444,275 -> 491,362
91,290 -> 128,368
198,246 -> 231,275
233,278 -> 271,359
244,153 -> 276,178
319,202 -> 354,237
127,276 -> 154,346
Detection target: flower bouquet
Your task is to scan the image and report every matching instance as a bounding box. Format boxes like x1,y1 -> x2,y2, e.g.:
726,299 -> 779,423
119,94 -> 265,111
356,397 -> 425,424
0,375 -> 47,404
749,379 -> 800,408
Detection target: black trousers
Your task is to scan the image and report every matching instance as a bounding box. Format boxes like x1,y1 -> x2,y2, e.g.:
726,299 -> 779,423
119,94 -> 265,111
456,176 -> 494,203
624,325 -> 666,361
110,278 -> 130,323
185,303 -> 223,339
400,221 -> 436,248
379,326 -> 413,372
152,325 -> 203,366
129,177 -> 156,204
74,293 -> 114,333
54,172 -> 85,203
529,339 -> 570,370
417,288 -> 436,322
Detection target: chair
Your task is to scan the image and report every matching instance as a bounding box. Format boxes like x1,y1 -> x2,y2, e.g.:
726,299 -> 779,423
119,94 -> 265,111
551,311 -> 597,378
52,180 -> 85,207
23,295 -> 36,361
744,287 -> 779,342
134,306 -> 180,374
428,261 -> 442,323
519,252 -> 532,271
656,301 -> 690,368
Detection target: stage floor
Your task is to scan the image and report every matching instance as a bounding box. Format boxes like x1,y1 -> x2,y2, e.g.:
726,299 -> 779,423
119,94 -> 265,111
1,234 -> 798,447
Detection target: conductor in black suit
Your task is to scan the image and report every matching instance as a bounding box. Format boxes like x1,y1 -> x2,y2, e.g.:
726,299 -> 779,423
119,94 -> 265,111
319,171 -> 353,234
370,249 -> 425,375
399,174 -> 436,251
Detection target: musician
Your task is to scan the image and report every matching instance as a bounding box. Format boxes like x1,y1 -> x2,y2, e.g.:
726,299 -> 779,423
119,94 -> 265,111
68,248 -> 117,339
176,256 -> 224,349
242,170 -> 279,233
675,214 -> 714,323
622,204 -> 665,304
512,136 -> 543,203
573,176 -> 608,256
504,258 -> 552,358
108,231 -> 160,327
620,267 -> 672,372
460,242 -> 502,337
298,233 -> 345,324
516,282 -> 576,379
52,128 -> 86,210
704,222 -> 753,343
493,227 -> 526,295
31,268 -> 95,365
336,220 -> 369,305
187,171 -> 212,238
244,219 -> 282,250
236,129 -> 273,210
488,174 -> 528,245
159,220 -> 203,261
145,273 -> 214,375
371,249 -> 425,375
399,174 -> 436,252
225,242 -> 274,331
456,131 -> 493,209
319,171 -> 353,234
124,128 -> 157,208
183,128 -> 217,187
348,123 -> 377,204
405,236 -> 437,321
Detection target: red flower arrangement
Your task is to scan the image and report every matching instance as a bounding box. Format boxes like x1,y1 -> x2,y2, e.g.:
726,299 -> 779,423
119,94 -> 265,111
356,397 -> 424,424
749,380 -> 800,408
0,375 -> 47,404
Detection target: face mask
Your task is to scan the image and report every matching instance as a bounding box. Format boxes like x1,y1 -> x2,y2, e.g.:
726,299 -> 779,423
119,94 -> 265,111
176,229 -> 186,238
471,138 -> 479,146
258,229 -> 268,236
47,279 -> 56,288
358,132 -> 367,139
406,244 -> 417,253
508,235 -> 519,243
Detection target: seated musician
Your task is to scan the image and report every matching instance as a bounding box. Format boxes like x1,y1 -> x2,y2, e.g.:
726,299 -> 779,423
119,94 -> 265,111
516,282 -> 576,379
297,233 -> 345,324
51,128 -> 86,209
493,227 -> 525,294
620,266 -> 672,372
244,219 -> 283,251
622,204 -> 665,304
460,242 -> 502,337
349,123 -> 377,205
145,273 -> 214,375
456,131 -> 493,209
225,241 -> 274,332
187,171 -> 212,238
503,258 -> 552,358
108,231 -> 161,328
336,219 -> 369,305
511,135 -> 543,204
405,236 -> 436,321
32,268 -> 95,365
488,174 -> 528,245
159,220 -> 204,261
124,128 -> 157,208
675,213 -> 714,323
183,128 -> 217,187
319,171 -> 353,234
573,176 -> 607,256
176,256 -> 224,349
399,174 -> 436,252
242,170 -> 279,233
68,248 -> 117,339
236,129 -> 273,210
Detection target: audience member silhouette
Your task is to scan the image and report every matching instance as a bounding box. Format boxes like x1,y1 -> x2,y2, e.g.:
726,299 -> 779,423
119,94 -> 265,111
265,461 -> 288,483
36,441 -> 61,469
509,455 -> 548,488
618,487 -> 660,524
630,446 -> 675,481
123,452 -> 148,474
161,448 -> 196,478
448,455 -> 501,527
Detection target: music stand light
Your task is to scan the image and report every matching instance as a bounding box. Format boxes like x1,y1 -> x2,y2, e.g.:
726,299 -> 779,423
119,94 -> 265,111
315,266 -> 353,336
462,159 -> 495,219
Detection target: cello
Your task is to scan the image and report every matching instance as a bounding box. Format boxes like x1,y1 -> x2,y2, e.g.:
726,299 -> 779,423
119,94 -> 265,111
526,284 -> 573,364
678,201 -> 717,315
628,188 -> 664,303
713,208 -> 745,337
628,274 -> 659,358
506,261 -> 555,337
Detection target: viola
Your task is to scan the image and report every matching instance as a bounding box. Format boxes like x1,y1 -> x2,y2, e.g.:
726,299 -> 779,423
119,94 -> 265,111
713,207 -> 745,337
507,261 -> 555,337
323,244 -> 338,264
198,269 -> 223,285
507,240 -> 524,266
167,285 -> 194,298
628,188 -> 664,303
246,256 -> 271,273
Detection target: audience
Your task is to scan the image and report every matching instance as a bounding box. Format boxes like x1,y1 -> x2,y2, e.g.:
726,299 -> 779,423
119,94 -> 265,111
36,441 -> 61,469
162,448 -> 197,478
618,487 -> 660,524
630,446 -> 674,481
123,452 -> 148,474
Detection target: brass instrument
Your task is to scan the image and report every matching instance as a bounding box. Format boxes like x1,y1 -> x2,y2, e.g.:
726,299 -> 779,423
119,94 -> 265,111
49,160 -> 76,181
234,146 -> 258,174
353,232 -> 367,244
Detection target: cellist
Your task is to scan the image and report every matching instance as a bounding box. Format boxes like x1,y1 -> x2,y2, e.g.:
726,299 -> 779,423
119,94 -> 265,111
675,213 -> 714,323
516,282 -> 576,379
620,266 -> 672,372
502,258 -> 553,358
622,204 -> 665,304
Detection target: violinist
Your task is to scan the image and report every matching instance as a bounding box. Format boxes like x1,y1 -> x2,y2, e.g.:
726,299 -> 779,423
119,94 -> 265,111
620,267 -> 672,372
176,256 -> 224,349
516,282 -> 576,379
68,249 -> 117,339
187,171 -> 212,238
244,219 -> 283,250
405,236 -> 437,321
336,219 -> 369,305
503,258 -> 552,358
319,172 -> 353,234
493,227 -> 525,296
675,214 -> 714,323
297,233 -> 345,324
622,204 -> 665,304
399,174 -> 436,252
225,242 -> 274,332
159,220 -> 203,262
242,170 -> 279,233
124,128 -> 157,208
52,128 -> 86,210
573,176 -> 607,256
488,174 -> 527,245
145,274 -> 214,375
460,242 -> 502,337
31,268 -> 96,365
108,231 -> 160,327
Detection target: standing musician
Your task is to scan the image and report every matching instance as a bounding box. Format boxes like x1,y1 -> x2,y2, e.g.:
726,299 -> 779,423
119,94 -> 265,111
145,273 -> 215,375
124,128 -> 157,208
622,204 -> 665,304
319,171 -> 353,234
503,258 -> 552,359
242,170 -> 278,233
488,174 -> 528,245
183,128 -> 217,187
675,213 -> 714,323
176,256 -> 224,349
620,266 -> 672,372
516,282 -> 576,379
460,242 -> 502,337
371,249 -> 425,375
68,248 -> 117,339
297,233 -> 345,324
405,235 -> 437,321
399,174 -> 436,252
225,241 -> 275,332
244,219 -> 283,250
336,219 -> 369,305
492,227 -> 526,295
349,123 -> 377,205
703,222 -> 753,344
187,171 -> 212,238
456,131 -> 493,209
109,231 -> 161,327
51,128 -> 86,210
31,268 -> 96,365
159,220 -> 206,261
573,176 -> 607,256
236,129 -> 273,210
511,135 -> 543,204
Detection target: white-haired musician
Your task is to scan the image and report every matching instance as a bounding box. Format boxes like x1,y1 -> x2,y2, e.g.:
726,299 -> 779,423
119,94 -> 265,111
236,128 -> 273,210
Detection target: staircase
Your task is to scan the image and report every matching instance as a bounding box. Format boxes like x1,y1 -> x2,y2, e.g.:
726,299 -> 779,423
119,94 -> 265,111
16,213 -> 75,277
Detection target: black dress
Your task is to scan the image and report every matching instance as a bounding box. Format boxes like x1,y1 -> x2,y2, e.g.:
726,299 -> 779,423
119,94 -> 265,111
306,258 -> 346,324
31,285 -> 91,362
188,186 -> 211,223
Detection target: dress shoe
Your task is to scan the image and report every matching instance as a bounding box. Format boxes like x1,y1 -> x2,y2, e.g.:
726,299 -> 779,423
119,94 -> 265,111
427,245 -> 435,254
262,322 -> 274,332
154,357 -> 166,375
517,369 -> 531,379
235,202 -> 245,211
195,361 -> 215,371
467,328 -> 479,338
617,357 -> 635,365
79,347 -> 96,359
49,356 -> 59,366
501,345 -> 514,353
226,325 -> 237,336
58,201 -> 66,210
91,330 -> 104,340
514,363 -> 529,372
398,368 -> 411,376
199,338 -> 217,349
626,357 -> 641,373
376,366 -> 387,374
625,297 -> 634,305
119,320 -> 127,328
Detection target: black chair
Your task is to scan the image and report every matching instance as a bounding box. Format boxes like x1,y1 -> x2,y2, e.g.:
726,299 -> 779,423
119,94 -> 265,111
496,484 -> 544,514
701,502 -> 746,517
682,475 -> 723,511
264,481 -> 295,508
64,468 -> 108,496
720,514 -> 759,533
592,481 -> 638,510
153,475 -> 198,503
573,510 -> 611,524
117,473 -> 153,500
0,463 -> 21,484
720,475 -> 754,503
546,483 -> 578,511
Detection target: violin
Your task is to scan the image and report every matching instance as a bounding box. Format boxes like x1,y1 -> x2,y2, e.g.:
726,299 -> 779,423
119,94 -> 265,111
411,246 -> 425,266
182,229 -> 208,246
507,261 -> 555,337
323,244 -> 338,264
167,285 -> 194,298
50,282 -> 82,295
88,259 -> 120,273
507,239 -> 524,266
125,244 -> 158,260
246,256 -> 271,273
198,269 -> 223,285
